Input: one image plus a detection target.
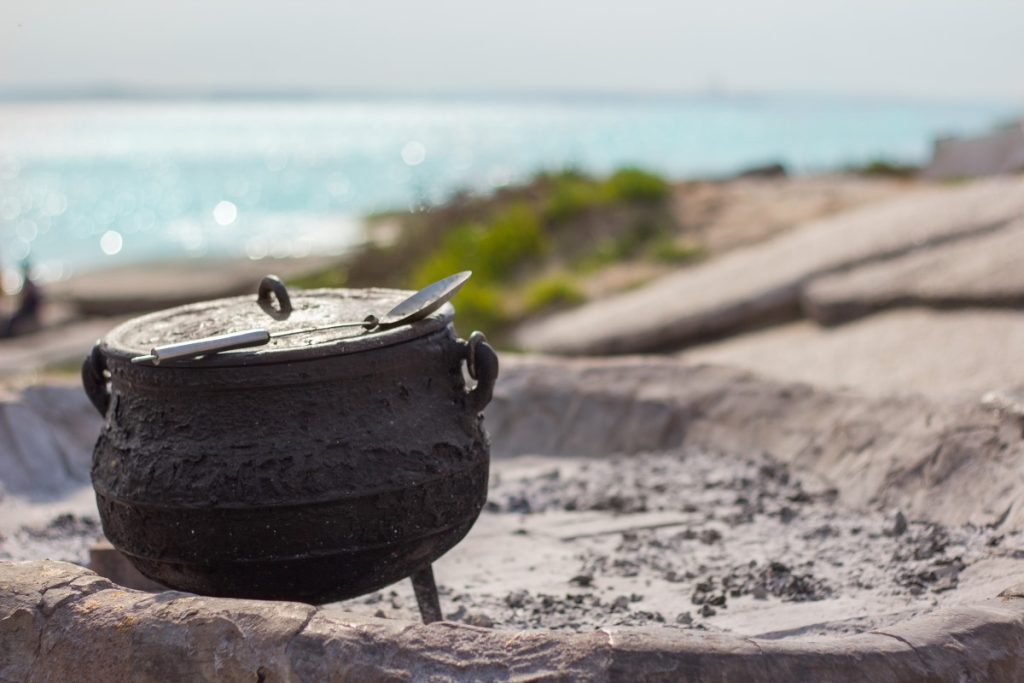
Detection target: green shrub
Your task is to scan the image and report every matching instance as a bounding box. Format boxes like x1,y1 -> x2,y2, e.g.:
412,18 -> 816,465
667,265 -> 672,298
533,168 -> 594,184
572,217 -> 669,273
522,275 -> 586,314
344,165 -> 679,346
544,168 -> 670,222
413,202 -> 546,287
290,267 -> 348,289
616,217 -> 664,256
544,177 -> 605,223
848,159 -> 918,178
477,203 -> 547,278
603,167 -> 670,203
572,240 -> 619,273
450,283 -> 510,334
647,237 -> 704,264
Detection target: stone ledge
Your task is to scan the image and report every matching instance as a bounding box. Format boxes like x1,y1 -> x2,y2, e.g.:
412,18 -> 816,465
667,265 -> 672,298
4,560 -> 1024,682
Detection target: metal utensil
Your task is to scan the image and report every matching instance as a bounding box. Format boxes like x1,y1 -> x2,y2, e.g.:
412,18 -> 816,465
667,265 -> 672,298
131,271 -> 472,365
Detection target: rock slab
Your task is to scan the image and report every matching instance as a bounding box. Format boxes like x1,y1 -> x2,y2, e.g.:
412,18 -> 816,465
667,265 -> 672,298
516,177 -> 1024,354
682,309 -> 1024,399
804,219 -> 1024,325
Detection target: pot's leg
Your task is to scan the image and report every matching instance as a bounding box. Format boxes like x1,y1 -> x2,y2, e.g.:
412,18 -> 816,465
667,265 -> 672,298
410,564 -> 443,623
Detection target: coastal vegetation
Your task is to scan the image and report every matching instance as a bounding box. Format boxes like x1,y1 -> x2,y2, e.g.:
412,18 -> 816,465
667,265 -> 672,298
846,158 -> 919,178
297,167 -> 703,343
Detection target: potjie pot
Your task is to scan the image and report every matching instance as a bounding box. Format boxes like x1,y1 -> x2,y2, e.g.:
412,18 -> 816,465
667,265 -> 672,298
81,277 -> 498,619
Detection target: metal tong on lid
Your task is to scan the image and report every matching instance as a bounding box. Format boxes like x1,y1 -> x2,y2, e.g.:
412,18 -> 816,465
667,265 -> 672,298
131,271 -> 472,365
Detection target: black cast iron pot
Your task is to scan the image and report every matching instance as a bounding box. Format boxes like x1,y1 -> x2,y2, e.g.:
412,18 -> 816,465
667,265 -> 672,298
81,278 -> 497,614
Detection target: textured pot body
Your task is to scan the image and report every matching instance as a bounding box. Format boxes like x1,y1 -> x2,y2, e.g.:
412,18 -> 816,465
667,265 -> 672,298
83,288 -> 496,604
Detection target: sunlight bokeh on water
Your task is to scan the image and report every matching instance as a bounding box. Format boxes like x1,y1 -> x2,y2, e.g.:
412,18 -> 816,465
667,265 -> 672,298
0,96 -> 1015,281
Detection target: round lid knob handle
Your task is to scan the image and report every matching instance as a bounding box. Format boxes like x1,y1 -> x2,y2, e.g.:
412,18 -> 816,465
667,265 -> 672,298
257,275 -> 292,319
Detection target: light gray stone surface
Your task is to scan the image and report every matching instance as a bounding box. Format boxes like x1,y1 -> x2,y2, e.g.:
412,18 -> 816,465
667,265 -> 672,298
681,309 -> 1024,399
804,219 -> 1024,325
515,176 -> 1024,354
0,382 -> 98,498
4,559 -> 1024,681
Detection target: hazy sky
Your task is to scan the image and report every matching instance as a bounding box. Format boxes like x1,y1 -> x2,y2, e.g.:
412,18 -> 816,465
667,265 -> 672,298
2,0 -> 1022,101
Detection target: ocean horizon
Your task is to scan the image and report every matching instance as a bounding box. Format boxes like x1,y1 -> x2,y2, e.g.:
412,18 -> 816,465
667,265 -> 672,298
0,94 -> 1018,287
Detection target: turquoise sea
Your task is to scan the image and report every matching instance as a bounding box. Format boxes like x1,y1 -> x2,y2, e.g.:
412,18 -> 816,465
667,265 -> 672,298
0,95 -> 1017,284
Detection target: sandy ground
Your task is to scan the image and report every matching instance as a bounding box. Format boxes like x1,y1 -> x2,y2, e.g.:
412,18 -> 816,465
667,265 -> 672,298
8,446 -> 1024,638
323,450 -> 1024,637
4,443 -> 1024,638
0,487 -> 98,565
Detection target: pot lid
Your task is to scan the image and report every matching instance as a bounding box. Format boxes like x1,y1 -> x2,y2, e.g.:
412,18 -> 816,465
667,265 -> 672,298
101,283 -> 455,367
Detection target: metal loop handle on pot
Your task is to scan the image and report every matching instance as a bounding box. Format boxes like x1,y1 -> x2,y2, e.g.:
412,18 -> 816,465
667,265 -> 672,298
81,342 -> 111,416
465,331 -> 498,413
257,275 -> 293,319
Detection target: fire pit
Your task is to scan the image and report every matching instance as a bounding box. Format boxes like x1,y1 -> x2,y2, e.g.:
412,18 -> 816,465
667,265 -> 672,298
80,276 -> 498,622
5,352 -> 1024,679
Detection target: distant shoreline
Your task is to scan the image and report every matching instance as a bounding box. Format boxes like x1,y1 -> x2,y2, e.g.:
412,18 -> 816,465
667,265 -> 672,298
0,88 -> 1018,110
